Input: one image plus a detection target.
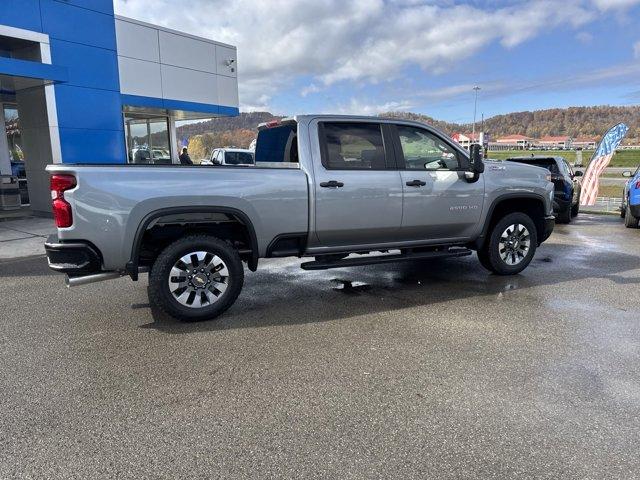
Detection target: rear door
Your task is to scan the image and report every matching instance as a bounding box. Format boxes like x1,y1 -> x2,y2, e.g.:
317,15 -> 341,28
392,124 -> 485,241
312,121 -> 403,246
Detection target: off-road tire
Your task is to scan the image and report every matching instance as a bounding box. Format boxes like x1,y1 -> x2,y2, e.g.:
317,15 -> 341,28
149,235 -> 244,321
478,212 -> 538,275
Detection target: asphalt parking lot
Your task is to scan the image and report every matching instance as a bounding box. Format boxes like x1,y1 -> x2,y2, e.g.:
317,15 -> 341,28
1,214 -> 639,479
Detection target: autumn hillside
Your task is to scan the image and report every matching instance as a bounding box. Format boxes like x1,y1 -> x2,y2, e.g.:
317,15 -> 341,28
178,106 -> 640,158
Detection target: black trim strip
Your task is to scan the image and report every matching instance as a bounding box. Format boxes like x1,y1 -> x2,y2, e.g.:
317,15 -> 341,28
266,232 -> 308,257
127,206 -> 259,279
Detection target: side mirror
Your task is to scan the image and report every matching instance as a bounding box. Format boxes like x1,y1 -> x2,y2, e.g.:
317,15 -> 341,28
574,170 -> 583,177
623,171 -> 632,177
468,144 -> 485,174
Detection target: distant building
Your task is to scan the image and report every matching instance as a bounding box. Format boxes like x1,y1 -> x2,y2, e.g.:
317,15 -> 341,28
451,132 -> 484,149
491,134 -> 533,150
539,136 -> 572,149
572,137 -> 598,150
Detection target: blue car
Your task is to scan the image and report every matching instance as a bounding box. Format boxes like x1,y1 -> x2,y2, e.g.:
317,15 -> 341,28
621,166 -> 640,228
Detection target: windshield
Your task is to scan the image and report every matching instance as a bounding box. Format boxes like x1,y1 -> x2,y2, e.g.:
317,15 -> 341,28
225,151 -> 254,165
508,158 -> 559,174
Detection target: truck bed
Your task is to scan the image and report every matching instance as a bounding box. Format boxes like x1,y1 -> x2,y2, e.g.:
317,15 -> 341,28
47,164 -> 309,271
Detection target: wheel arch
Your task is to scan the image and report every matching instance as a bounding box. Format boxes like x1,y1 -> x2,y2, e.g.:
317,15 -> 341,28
476,193 -> 547,249
127,206 -> 259,279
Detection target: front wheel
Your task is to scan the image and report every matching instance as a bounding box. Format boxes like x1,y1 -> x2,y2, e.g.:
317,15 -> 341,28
478,212 -> 538,275
149,235 -> 244,321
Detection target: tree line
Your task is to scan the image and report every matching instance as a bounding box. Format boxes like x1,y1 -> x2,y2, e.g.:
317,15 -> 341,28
178,105 -> 640,159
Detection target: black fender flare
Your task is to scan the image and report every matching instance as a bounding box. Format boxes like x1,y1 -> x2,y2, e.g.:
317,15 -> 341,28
475,192 -> 547,248
126,206 -> 259,279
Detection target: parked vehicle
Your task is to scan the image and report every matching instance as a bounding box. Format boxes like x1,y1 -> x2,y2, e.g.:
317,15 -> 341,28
45,115 -> 555,322
505,156 -> 582,223
202,148 -> 255,166
621,166 -> 640,228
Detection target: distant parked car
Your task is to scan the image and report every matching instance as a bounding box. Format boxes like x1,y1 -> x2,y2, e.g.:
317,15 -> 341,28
505,156 -> 582,224
621,166 -> 640,228
202,148 -> 255,166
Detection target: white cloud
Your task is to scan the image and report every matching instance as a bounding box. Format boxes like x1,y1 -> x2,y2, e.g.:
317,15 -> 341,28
634,41 -> 640,58
590,0 -> 640,10
576,31 -> 593,44
330,98 -> 415,115
113,0 -> 635,111
300,83 -> 321,97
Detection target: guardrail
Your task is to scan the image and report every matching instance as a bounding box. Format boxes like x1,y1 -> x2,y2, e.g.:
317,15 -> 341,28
583,197 -> 622,213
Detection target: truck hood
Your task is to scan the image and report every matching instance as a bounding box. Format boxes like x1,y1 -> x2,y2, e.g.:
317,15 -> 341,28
483,159 -> 550,183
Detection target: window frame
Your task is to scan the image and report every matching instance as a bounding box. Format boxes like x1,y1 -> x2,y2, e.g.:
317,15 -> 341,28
390,123 -> 467,172
318,121 -> 397,171
124,113 -> 173,165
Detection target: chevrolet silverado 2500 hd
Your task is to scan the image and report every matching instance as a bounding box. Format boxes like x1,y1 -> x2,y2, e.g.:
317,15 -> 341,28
45,115 -> 555,321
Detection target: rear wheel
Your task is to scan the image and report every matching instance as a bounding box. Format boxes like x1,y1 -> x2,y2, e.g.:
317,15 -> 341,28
478,212 -> 537,275
149,235 -> 244,321
624,203 -> 639,229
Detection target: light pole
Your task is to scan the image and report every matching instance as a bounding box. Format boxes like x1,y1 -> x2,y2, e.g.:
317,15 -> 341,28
472,86 -> 481,141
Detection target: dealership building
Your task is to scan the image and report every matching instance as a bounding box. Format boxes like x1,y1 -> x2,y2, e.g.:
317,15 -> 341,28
0,0 -> 239,215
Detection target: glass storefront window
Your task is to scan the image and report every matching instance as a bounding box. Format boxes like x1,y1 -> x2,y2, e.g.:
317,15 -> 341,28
124,114 -> 172,164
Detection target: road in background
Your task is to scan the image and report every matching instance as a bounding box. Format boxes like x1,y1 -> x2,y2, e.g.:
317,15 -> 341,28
1,215 -> 639,479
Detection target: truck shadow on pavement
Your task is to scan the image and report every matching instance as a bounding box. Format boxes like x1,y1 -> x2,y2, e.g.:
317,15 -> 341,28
141,242 -> 640,334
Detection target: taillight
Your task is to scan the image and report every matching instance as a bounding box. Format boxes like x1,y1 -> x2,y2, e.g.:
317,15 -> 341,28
635,179 -> 640,189
50,174 -> 76,228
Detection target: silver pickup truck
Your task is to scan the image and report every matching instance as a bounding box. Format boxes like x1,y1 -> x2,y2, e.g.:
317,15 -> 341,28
45,115 -> 555,321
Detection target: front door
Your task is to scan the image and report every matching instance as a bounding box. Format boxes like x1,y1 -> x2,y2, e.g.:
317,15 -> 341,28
393,124 -> 485,241
313,121 -> 403,247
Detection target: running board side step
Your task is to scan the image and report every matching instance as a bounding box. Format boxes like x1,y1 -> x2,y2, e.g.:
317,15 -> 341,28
300,248 -> 472,270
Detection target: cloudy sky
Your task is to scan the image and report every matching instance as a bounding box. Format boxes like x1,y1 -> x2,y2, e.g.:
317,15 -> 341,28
114,0 -> 640,122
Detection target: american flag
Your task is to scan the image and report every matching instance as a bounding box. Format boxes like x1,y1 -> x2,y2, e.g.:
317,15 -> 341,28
580,123 -> 629,206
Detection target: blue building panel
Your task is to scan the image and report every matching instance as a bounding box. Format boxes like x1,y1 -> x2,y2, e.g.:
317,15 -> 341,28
53,0 -> 115,15
58,128 -> 126,164
0,0 -> 42,32
0,57 -> 68,83
50,39 -> 120,91
40,0 -> 117,51
55,85 -> 123,131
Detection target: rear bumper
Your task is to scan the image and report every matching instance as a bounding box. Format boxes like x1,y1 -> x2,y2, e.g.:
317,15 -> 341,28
44,234 -> 102,274
541,215 -> 555,243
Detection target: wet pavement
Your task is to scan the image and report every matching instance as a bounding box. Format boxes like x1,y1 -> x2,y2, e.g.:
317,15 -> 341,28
1,214 -> 639,479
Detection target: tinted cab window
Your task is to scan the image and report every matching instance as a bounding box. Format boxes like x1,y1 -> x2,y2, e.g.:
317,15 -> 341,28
321,123 -> 386,170
397,125 -> 460,170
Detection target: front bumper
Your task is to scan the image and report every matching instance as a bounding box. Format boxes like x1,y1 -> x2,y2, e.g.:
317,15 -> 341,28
44,234 -> 102,274
541,215 -> 555,243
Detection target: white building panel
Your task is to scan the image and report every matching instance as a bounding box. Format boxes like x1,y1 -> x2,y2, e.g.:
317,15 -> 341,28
215,45 -> 237,78
115,18 -> 160,63
217,75 -> 239,107
159,31 -> 216,74
118,56 -> 163,98
161,64 -> 217,105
